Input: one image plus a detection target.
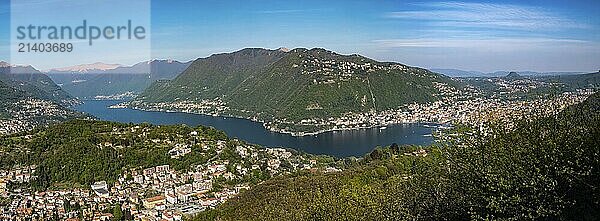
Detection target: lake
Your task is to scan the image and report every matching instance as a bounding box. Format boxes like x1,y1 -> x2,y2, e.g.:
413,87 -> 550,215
74,100 -> 434,157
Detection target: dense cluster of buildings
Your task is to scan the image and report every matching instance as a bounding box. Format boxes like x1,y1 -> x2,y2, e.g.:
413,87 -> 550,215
93,92 -> 138,100
0,98 -> 77,135
123,98 -> 229,118
264,79 -> 594,135
281,89 -> 592,134
294,54 -> 408,84
0,127 -> 337,220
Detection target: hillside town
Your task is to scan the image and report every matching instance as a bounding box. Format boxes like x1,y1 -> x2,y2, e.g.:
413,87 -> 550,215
279,89 -> 592,135
0,98 -> 80,135
294,50 -> 410,84
0,126 -> 339,220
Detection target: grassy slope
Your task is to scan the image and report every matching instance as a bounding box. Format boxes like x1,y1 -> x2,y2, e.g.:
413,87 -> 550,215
138,48 -> 287,102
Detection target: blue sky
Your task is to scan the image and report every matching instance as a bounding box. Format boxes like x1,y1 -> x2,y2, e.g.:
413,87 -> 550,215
1,0 -> 599,72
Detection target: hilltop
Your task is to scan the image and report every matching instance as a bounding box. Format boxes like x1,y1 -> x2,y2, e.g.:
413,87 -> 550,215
504,71 -> 522,79
132,48 -> 461,134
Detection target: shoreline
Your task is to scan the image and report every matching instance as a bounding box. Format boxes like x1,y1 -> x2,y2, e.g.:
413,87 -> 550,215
109,102 -> 444,137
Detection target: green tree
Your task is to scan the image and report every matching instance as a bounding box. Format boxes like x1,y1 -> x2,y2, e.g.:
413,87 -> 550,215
113,204 -> 123,221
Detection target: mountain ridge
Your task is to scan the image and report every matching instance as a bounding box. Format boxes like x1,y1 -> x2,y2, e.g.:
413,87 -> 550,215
133,48 -> 462,134
432,68 -> 586,77
47,62 -> 122,73
0,62 -> 76,105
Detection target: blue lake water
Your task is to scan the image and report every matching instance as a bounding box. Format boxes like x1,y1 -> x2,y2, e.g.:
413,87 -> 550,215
74,100 -> 434,157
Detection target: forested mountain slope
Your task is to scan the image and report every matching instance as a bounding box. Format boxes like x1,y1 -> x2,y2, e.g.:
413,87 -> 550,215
135,48 -> 461,131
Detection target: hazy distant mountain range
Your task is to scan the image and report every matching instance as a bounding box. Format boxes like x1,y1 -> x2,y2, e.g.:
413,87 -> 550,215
430,69 -> 486,77
431,68 -> 586,77
47,62 -> 122,74
47,60 -> 192,99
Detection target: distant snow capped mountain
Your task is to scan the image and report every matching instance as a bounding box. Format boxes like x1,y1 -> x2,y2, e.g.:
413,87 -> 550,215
46,59 -> 192,99
0,61 -> 9,68
48,62 -> 122,73
47,60 -> 191,76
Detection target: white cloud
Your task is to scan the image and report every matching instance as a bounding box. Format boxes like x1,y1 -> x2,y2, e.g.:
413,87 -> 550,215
369,37 -> 600,72
378,1 -> 598,71
374,38 -> 589,49
388,1 -> 585,30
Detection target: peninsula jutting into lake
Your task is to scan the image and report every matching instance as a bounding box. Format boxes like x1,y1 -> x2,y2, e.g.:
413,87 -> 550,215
75,99 -> 435,157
